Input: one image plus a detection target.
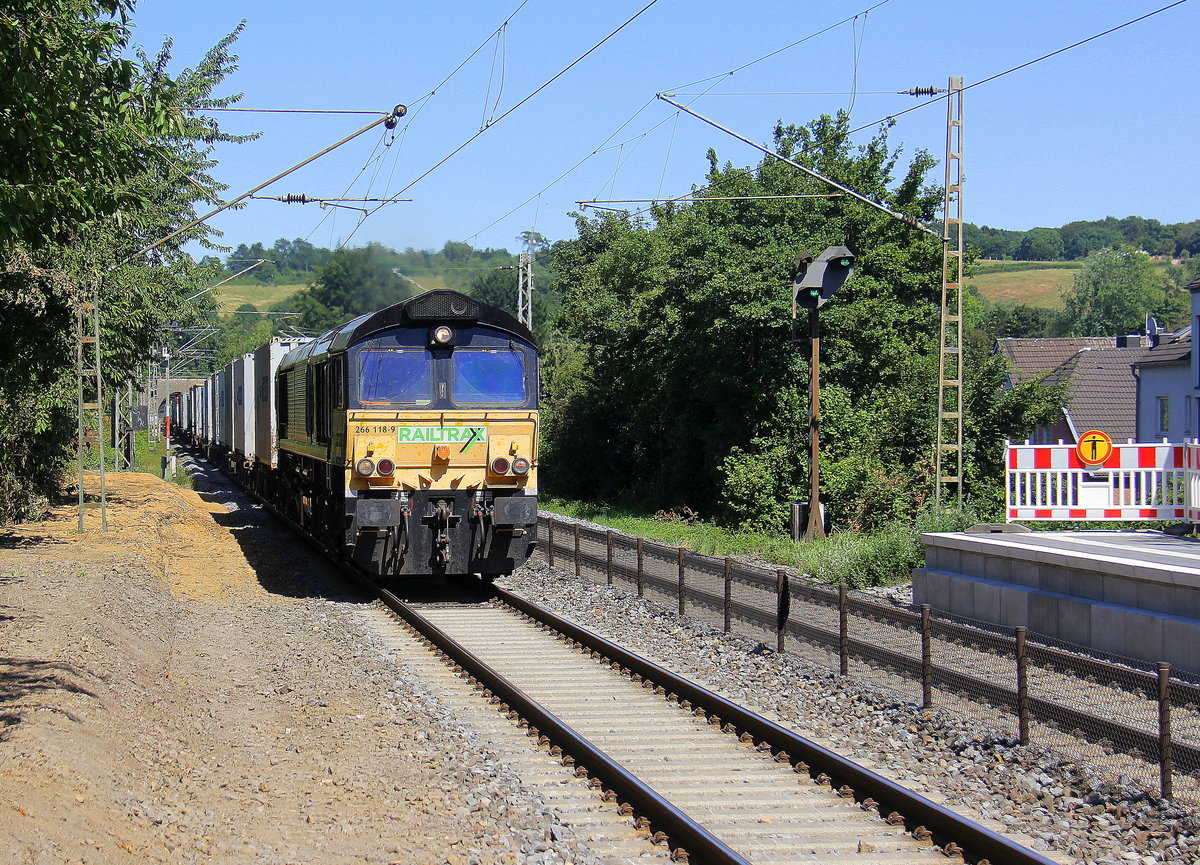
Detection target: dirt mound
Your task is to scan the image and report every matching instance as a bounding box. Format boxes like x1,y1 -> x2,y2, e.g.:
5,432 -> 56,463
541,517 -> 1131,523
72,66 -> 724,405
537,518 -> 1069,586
0,472 -> 558,864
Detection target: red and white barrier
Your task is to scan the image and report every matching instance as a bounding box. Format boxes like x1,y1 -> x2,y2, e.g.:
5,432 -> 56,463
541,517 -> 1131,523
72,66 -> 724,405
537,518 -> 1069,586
1006,440 -> 1200,521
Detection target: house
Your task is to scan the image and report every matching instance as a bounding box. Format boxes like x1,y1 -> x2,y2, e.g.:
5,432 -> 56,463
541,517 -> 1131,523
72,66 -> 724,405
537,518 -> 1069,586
996,336 -> 1144,444
1133,327 -> 1192,440
1133,273 -> 1200,441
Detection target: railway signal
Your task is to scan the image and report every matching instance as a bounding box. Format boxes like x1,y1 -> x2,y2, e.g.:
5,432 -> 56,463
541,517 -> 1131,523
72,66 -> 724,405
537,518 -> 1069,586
793,245 -> 855,540
792,245 -> 855,309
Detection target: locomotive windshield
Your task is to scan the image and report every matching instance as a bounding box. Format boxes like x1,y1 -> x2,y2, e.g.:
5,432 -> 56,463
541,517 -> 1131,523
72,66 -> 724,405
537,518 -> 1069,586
358,349 -> 434,404
452,347 -> 527,404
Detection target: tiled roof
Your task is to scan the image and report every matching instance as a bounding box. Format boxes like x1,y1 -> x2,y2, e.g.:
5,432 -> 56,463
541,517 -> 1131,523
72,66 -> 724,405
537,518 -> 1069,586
1135,329 -> 1191,366
1043,347 -> 1143,441
996,337 -> 1118,385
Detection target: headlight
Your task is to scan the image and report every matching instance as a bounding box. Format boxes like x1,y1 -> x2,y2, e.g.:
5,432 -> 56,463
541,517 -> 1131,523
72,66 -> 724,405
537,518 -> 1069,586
511,457 -> 530,475
355,458 -> 376,476
431,325 -> 453,345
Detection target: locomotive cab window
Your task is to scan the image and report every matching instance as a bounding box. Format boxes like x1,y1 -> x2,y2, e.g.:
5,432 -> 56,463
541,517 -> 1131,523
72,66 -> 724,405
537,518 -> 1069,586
451,347 -> 527,405
358,348 -> 434,405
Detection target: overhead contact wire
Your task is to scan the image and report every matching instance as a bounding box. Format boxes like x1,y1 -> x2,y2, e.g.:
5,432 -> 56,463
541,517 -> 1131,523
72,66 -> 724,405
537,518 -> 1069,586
846,0 -> 1192,136
371,0 -> 663,211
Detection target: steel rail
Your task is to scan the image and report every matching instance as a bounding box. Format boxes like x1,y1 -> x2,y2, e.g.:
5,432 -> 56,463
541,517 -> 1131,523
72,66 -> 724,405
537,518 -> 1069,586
550,524 -> 1200,772
495,586 -> 1061,865
377,589 -> 752,865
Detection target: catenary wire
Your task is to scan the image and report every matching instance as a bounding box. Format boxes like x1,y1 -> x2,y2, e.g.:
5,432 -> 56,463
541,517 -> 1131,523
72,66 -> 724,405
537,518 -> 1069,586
845,0 -> 1191,136
461,2 -> 890,244
340,0 -> 665,249
626,0 -> 1191,229
663,0 -> 894,93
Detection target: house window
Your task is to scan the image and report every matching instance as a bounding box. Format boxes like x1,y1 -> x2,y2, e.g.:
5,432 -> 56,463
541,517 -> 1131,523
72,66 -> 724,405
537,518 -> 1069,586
1158,396 -> 1170,435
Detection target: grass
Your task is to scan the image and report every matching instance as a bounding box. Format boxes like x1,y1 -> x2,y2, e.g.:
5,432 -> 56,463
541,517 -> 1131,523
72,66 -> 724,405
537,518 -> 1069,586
132,430 -> 193,488
968,266 -> 1079,309
968,258 -> 1182,310
214,282 -> 306,314
542,497 -> 980,587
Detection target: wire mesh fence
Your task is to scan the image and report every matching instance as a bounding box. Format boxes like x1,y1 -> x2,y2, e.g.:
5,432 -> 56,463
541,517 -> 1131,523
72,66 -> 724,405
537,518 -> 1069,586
539,514 -> 1200,803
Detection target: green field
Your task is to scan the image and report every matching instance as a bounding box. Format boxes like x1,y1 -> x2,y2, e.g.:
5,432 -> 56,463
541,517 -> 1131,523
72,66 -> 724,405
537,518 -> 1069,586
214,282 -> 306,314
213,275 -> 452,316
968,265 -> 1079,309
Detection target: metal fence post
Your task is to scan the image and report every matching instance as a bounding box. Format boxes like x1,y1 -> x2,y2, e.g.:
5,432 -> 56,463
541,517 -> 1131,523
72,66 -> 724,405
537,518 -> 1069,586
606,530 -> 613,585
677,548 -> 686,617
776,569 -> 789,653
1159,662 -> 1173,800
723,557 -> 732,634
920,604 -> 933,708
838,586 -> 849,676
547,518 -> 555,568
573,522 -> 581,577
636,537 -> 644,598
1016,626 -> 1029,745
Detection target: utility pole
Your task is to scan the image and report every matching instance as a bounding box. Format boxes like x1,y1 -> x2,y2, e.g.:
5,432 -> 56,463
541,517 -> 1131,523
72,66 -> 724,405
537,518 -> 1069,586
935,76 -> 965,508
517,252 -> 533,330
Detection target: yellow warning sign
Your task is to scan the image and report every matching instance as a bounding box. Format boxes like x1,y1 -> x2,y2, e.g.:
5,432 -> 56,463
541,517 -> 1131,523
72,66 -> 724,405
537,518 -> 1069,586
1075,430 -> 1112,466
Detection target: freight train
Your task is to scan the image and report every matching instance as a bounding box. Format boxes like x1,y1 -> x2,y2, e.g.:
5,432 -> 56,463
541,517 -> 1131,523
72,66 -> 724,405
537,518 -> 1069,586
170,290 -> 539,581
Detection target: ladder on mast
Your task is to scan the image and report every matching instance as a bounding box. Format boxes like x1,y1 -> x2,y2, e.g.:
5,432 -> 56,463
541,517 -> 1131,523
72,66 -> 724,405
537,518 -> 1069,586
935,76 -> 965,508
75,287 -> 108,530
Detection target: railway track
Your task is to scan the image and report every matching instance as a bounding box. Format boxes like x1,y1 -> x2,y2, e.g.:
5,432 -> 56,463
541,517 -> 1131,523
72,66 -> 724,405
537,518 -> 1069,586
179,448 -> 1062,863
378,584 -> 1062,865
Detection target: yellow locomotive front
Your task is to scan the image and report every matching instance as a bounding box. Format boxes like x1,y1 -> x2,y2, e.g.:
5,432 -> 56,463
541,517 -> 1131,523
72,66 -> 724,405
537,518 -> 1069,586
276,291 -> 538,580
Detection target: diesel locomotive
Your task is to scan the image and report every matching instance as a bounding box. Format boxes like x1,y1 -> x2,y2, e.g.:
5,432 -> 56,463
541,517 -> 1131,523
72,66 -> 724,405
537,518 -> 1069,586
172,290 -> 539,581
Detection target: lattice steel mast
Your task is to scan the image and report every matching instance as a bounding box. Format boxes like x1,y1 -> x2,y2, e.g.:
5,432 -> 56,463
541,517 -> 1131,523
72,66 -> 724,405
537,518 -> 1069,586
935,76 -> 965,507
517,252 -> 533,330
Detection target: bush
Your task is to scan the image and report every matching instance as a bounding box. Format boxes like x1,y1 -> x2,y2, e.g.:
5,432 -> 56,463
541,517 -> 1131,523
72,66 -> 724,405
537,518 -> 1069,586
794,504 -> 981,587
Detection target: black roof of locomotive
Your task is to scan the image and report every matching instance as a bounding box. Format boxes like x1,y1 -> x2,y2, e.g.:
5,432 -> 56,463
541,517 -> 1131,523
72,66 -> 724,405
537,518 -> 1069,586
279,290 -> 535,371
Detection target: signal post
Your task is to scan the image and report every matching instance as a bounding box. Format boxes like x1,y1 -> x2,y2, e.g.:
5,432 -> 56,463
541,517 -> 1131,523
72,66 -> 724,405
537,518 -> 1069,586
793,246 -> 855,540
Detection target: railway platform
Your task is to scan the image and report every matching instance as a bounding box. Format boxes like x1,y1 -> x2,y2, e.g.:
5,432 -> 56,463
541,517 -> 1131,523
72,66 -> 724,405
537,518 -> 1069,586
913,529 -> 1200,674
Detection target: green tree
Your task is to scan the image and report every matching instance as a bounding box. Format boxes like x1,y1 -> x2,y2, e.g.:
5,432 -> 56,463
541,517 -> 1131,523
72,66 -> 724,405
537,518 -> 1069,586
1062,247 -> 1186,336
294,243 -> 415,332
543,113 -> 1061,531
1015,227 -> 1065,261
0,5 -> 249,521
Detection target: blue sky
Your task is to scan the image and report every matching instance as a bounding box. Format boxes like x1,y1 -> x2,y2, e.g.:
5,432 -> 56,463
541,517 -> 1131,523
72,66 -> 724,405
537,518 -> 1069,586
127,0 -> 1198,256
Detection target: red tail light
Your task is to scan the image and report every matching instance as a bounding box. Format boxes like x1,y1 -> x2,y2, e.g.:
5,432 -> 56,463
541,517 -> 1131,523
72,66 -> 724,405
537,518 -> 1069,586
376,458 -> 395,476
490,456 -> 510,475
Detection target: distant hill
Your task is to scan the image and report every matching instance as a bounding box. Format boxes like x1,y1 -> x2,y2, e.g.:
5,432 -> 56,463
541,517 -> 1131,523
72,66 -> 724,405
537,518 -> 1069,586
214,282 -> 307,316
968,259 -> 1185,311
968,261 -> 1081,309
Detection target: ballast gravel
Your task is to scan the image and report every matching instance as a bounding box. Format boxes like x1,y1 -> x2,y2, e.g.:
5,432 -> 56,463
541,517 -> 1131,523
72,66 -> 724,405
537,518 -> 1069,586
503,556 -> 1200,865
5,465 -> 1196,865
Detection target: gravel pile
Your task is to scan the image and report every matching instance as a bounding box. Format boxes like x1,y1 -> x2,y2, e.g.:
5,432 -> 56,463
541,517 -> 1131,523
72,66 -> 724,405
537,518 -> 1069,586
504,558 -> 1200,865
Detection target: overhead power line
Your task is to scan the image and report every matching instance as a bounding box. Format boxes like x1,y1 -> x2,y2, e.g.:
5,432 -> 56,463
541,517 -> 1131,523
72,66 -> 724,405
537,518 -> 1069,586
171,107 -> 388,115
121,105 -> 408,266
656,94 -> 940,239
846,0 -> 1191,136
360,0 -> 664,221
